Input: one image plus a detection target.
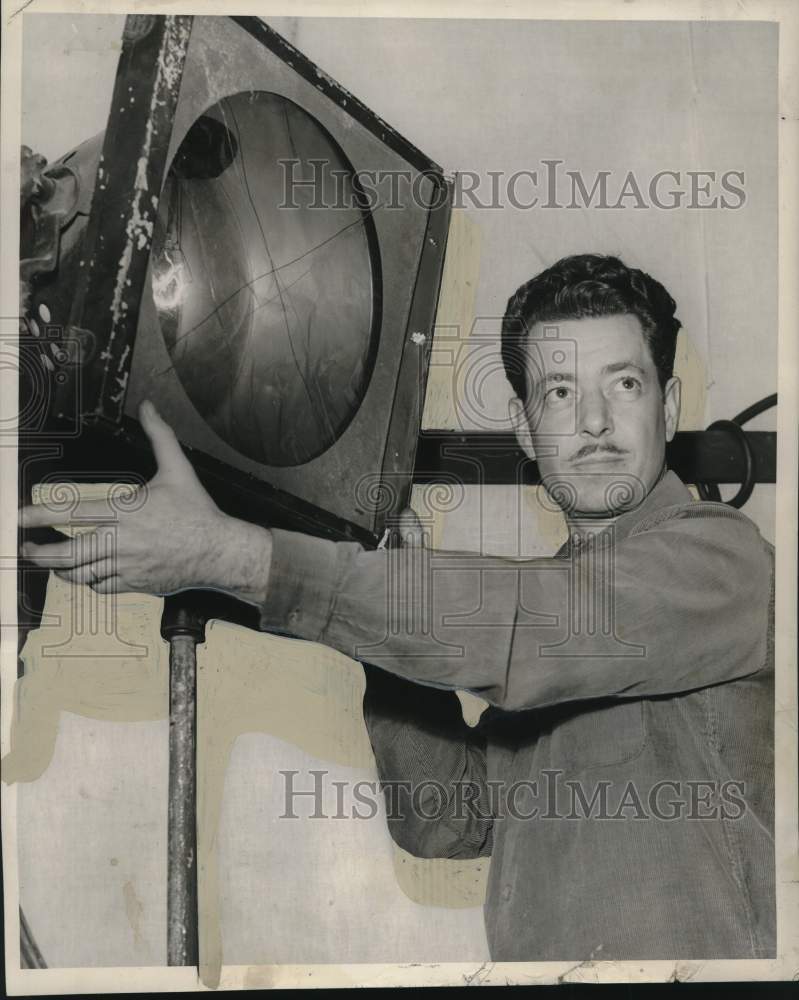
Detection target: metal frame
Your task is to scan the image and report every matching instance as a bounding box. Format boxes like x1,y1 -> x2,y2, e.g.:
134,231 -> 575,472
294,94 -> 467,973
59,15 -> 193,426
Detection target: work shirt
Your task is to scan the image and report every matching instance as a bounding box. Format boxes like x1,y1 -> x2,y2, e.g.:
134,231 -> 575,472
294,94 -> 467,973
258,470 -> 775,960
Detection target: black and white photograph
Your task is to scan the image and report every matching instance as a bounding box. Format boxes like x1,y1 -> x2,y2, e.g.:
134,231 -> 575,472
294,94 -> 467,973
2,0 -> 797,992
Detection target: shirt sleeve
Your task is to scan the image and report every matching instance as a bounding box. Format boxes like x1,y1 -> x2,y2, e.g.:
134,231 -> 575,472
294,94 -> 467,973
259,502 -> 772,712
360,662 -> 493,859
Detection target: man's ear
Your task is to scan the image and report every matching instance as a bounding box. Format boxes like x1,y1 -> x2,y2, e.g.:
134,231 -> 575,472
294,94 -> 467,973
509,395 -> 536,462
663,375 -> 681,442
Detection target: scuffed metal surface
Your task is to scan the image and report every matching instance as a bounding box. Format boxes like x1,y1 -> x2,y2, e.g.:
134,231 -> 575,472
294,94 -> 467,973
104,17 -> 192,420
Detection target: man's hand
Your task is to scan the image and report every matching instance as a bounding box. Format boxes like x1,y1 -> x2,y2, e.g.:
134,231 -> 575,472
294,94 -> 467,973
19,399 -> 273,605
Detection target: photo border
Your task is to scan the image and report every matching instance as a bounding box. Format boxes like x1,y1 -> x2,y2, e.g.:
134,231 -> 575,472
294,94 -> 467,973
2,0 -> 797,992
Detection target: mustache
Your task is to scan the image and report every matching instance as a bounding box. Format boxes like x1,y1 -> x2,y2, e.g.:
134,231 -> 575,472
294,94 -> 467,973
570,443 -> 629,462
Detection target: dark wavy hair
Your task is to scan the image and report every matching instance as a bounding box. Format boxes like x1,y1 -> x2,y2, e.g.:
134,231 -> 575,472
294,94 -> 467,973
501,254 -> 681,403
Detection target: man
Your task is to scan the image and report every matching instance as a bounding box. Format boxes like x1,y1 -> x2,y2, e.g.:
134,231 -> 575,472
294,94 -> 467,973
20,254 -> 774,960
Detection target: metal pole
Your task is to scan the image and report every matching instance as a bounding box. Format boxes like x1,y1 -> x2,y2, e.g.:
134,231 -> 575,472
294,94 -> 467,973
161,596 -> 208,967
166,632 -> 198,966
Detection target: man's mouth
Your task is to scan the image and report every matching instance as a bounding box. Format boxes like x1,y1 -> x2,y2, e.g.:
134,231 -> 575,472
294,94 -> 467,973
571,448 -> 628,466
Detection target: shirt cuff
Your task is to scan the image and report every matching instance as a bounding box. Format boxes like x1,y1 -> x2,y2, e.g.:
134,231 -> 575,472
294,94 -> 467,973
258,526 -> 346,641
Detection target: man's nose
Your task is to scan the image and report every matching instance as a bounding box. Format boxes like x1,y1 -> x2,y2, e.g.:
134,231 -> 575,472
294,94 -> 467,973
578,390 -> 613,437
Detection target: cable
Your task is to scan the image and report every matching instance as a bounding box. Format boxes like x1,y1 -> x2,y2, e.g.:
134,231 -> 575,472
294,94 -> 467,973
696,393 -> 777,508
695,420 -> 755,507
732,392 -> 778,428
19,906 -> 47,969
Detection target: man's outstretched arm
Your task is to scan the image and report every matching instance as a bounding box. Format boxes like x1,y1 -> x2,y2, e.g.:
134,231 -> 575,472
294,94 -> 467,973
256,502 -> 772,711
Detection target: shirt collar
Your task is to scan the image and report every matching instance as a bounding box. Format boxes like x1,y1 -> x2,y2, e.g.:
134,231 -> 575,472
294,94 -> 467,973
556,469 -> 693,556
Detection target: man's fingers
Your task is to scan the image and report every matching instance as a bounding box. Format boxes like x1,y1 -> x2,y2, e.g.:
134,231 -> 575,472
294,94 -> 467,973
90,575 -> 125,595
22,528 -> 117,569
53,558 -> 116,586
22,530 -> 113,569
22,537 -> 76,567
56,572 -> 127,595
19,498 -> 111,530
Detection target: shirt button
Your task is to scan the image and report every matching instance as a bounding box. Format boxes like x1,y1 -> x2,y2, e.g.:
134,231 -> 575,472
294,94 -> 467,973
501,884 -> 512,901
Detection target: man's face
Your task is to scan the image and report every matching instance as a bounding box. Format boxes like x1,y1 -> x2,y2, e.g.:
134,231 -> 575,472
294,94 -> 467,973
510,314 -> 681,517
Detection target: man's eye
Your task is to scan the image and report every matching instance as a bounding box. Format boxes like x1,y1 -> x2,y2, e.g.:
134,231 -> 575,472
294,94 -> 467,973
617,376 -> 642,392
545,385 -> 572,403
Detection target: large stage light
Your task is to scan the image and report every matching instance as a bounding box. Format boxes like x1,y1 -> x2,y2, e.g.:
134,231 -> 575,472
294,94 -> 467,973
21,15 -> 452,545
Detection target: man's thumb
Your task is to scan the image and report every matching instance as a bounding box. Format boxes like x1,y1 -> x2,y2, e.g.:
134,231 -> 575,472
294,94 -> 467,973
139,399 -> 194,480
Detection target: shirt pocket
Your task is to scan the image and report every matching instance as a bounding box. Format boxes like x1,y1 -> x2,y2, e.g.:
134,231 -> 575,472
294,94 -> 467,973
547,698 -> 648,773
